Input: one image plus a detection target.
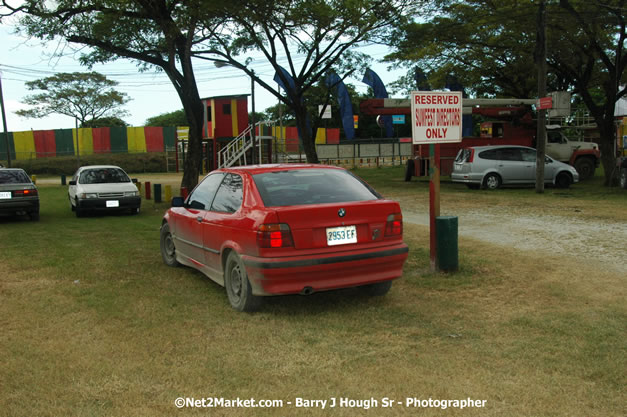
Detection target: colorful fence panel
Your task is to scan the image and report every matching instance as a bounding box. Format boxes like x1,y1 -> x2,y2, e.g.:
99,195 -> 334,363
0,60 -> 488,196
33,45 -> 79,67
92,127 -> 111,153
73,128 -> 94,156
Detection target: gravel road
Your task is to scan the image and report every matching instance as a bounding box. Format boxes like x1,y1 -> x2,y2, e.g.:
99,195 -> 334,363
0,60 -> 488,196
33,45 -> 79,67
402,207 -> 627,275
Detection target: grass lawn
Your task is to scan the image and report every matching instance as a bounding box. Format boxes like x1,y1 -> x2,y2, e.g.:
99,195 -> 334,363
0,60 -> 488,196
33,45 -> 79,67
0,168 -> 625,416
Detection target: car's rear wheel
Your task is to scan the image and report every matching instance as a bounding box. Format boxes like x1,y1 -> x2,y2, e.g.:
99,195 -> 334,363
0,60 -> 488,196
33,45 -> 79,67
160,223 -> 180,267
225,251 -> 261,312
555,172 -> 572,188
483,173 -> 501,190
363,280 -> 393,296
620,167 -> 627,189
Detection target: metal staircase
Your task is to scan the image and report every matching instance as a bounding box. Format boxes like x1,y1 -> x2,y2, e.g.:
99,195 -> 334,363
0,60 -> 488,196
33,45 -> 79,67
218,121 -> 275,168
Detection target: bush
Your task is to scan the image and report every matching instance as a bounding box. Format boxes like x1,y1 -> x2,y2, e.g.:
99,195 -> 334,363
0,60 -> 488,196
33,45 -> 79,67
2,152 -> 168,175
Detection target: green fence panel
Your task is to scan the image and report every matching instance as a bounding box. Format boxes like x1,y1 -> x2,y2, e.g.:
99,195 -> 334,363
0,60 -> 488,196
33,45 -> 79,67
163,126 -> 176,150
0,132 -> 16,162
109,126 -> 128,153
55,129 -> 74,157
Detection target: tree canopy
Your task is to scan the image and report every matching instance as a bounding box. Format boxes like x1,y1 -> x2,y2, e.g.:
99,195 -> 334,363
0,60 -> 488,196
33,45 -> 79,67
145,109 -> 187,127
1,0 -> 228,190
200,0 -> 416,163
387,0 -> 626,184
16,72 -> 130,125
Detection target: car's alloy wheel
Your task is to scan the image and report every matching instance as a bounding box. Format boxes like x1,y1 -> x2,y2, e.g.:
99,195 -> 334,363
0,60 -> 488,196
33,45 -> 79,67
225,251 -> 261,312
160,223 -> 180,267
483,173 -> 501,190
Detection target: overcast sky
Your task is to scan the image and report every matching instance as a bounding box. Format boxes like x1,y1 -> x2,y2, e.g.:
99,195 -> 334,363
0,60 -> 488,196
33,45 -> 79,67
0,21 -> 401,133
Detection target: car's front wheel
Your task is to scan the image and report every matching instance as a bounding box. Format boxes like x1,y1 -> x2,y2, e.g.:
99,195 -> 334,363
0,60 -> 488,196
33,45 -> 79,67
224,251 -> 261,312
160,223 -> 180,267
483,173 -> 502,190
555,172 -> 572,188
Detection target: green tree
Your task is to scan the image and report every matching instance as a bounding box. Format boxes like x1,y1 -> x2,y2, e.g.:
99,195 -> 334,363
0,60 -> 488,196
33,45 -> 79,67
1,0 -> 226,191
16,72 -> 130,125
387,0 -> 626,185
145,110 -> 187,127
81,116 -> 128,128
202,0 -> 416,162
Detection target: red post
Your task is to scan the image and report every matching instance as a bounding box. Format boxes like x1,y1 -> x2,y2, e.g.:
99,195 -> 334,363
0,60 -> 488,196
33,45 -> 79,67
180,187 -> 188,200
429,144 -> 441,271
145,181 -> 151,200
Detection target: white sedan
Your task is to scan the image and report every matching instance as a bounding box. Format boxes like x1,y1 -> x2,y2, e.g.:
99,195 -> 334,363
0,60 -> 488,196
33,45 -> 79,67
68,165 -> 141,217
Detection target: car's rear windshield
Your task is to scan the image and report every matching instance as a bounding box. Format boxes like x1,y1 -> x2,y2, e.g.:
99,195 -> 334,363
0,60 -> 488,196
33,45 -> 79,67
253,169 -> 381,207
79,168 -> 130,184
0,170 -> 31,184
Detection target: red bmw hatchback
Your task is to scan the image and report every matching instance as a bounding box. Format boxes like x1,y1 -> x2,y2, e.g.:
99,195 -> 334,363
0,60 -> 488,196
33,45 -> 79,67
160,164 -> 408,311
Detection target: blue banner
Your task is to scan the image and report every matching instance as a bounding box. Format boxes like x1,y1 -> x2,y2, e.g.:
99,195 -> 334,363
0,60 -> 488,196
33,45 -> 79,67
362,69 -> 394,138
326,72 -> 355,140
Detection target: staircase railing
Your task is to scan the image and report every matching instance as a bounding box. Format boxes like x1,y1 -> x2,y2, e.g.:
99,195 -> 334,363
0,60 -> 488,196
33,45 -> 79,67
217,121 -> 275,168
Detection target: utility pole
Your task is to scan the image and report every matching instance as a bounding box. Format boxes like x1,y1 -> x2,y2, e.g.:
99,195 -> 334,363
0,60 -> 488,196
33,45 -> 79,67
535,0 -> 547,193
0,72 -> 11,167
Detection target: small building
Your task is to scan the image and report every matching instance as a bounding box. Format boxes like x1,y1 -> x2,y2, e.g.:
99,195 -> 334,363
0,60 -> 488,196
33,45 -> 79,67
201,95 -> 250,170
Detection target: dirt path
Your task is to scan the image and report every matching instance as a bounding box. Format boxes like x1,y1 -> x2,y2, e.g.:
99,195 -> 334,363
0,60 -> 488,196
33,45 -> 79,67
401,206 -> 627,275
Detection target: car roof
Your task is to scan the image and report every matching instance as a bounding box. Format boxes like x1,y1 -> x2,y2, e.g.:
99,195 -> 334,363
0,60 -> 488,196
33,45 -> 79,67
467,145 -> 535,151
77,165 -> 126,171
0,167 -> 28,172
216,164 -> 346,175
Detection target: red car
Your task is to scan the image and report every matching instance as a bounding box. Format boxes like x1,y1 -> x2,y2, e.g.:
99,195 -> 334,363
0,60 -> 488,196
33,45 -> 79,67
160,164 -> 408,311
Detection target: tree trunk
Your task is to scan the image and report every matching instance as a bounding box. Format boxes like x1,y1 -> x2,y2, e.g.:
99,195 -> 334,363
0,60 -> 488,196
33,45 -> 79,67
294,105 -> 319,163
598,120 -> 618,186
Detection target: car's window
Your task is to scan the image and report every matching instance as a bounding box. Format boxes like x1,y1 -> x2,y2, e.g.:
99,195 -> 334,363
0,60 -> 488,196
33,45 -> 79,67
0,170 -> 31,184
455,148 -> 472,163
79,168 -> 130,184
187,173 -> 225,210
520,148 -> 536,162
211,174 -> 243,213
478,149 -> 498,160
253,169 -> 380,207
548,131 -> 563,144
497,148 -> 523,161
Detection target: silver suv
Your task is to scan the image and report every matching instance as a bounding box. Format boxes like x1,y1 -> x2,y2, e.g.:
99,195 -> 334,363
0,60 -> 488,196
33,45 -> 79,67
452,145 -> 579,190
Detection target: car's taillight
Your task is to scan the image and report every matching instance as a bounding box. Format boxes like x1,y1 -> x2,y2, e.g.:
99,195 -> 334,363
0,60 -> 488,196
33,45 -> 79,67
257,224 -> 294,248
385,213 -> 403,237
14,189 -> 38,196
467,148 -> 475,163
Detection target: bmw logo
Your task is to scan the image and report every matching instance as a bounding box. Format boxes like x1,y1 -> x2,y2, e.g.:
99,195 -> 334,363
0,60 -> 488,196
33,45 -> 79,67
338,208 -> 346,217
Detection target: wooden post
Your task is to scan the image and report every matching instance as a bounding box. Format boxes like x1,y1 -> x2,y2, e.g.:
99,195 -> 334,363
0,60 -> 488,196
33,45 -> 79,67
429,143 -> 441,271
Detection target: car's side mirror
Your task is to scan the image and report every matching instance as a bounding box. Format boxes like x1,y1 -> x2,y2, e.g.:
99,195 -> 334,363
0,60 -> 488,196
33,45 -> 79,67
132,178 -> 138,184
171,196 -> 185,207
69,180 -> 77,185
545,158 -> 552,164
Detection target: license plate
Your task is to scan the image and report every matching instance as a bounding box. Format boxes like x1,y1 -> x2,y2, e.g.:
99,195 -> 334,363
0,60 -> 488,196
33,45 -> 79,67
106,200 -> 119,208
0,192 -> 11,199
326,225 -> 357,246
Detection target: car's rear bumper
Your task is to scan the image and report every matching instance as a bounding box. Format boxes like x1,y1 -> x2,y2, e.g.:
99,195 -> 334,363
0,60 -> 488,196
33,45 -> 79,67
451,172 -> 482,184
242,243 -> 409,295
78,196 -> 141,211
0,198 -> 39,214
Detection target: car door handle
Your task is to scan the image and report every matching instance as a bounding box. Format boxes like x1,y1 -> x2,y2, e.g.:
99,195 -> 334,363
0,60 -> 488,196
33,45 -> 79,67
196,216 -> 203,223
